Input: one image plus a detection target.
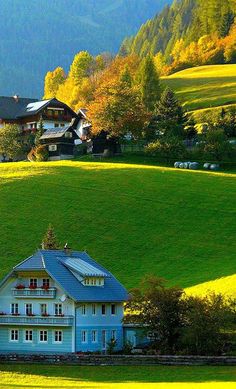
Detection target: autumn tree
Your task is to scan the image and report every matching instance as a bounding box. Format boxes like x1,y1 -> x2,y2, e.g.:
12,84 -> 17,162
88,76 -> 150,139
69,51 -> 94,84
0,124 -> 23,160
44,67 -> 66,99
41,224 -> 59,250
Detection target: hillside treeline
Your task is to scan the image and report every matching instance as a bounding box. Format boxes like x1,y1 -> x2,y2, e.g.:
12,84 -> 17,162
120,0 -> 236,74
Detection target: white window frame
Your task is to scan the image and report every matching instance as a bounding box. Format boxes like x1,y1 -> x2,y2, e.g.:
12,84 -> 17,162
39,330 -> 48,343
29,278 -> 38,288
102,330 -> 106,350
11,303 -> 19,315
9,329 -> 19,342
24,329 -> 33,343
81,330 -> 88,343
91,330 -> 98,343
111,304 -> 116,315
53,330 -> 63,343
92,304 -> 96,316
111,329 -> 117,341
54,303 -> 63,316
101,304 -> 106,315
25,303 -> 33,315
40,303 -> 48,316
42,278 -> 50,287
81,304 -> 86,316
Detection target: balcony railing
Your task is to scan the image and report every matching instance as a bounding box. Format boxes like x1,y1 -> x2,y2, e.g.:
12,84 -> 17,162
0,315 -> 74,326
12,287 -> 56,298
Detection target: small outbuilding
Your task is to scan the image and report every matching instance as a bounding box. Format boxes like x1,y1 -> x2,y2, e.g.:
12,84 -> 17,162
40,126 -> 79,160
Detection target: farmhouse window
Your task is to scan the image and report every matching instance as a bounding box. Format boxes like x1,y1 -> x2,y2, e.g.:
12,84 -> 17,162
25,303 -> 33,315
54,303 -> 62,315
25,330 -> 33,342
111,304 -> 116,315
10,329 -> 19,341
92,304 -> 96,315
54,330 -> 63,343
81,304 -> 86,315
40,304 -> 47,315
29,278 -> 37,288
91,330 -> 97,343
11,303 -> 19,315
101,304 -> 106,315
81,330 -> 87,343
42,278 -> 50,287
39,330 -> 48,342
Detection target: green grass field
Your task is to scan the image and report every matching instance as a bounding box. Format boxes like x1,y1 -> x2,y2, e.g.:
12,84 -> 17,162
162,64 -> 236,112
0,364 -> 236,388
0,160 -> 235,292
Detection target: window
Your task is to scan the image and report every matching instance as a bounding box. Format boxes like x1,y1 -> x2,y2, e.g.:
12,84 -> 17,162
54,123 -> 59,127
81,330 -> 88,343
92,304 -> 96,315
11,303 -> 19,315
111,304 -> 116,315
102,330 -> 106,349
54,330 -> 63,343
24,330 -> 33,342
60,123 -> 65,127
65,131 -> 72,138
39,330 -> 48,343
101,304 -> 106,315
40,304 -> 47,316
91,330 -> 97,343
49,144 -> 57,152
10,329 -> 19,342
29,278 -> 37,288
54,303 -> 62,316
42,279 -> 50,288
81,304 -> 86,315
111,330 -> 117,341
25,303 -> 33,315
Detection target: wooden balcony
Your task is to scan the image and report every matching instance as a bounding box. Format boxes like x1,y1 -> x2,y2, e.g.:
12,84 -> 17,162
0,315 -> 74,326
12,287 -> 56,299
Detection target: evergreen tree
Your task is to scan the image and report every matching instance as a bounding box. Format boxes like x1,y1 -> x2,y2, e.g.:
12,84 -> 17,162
69,51 -> 94,85
120,65 -> 133,87
220,11 -> 235,38
34,118 -> 45,146
41,224 -> 59,250
154,87 -> 186,138
136,55 -> 161,112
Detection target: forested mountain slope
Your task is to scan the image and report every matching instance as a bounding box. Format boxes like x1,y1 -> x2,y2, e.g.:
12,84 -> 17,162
121,0 -> 236,71
0,0 -> 170,97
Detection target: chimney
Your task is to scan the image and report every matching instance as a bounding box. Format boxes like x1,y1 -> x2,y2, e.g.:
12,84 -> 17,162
13,94 -> 19,103
64,242 -> 71,256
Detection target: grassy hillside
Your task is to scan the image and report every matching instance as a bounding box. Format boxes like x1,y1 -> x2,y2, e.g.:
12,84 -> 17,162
0,160 -> 235,291
162,65 -> 236,112
1,364 -> 236,388
186,274 -> 236,297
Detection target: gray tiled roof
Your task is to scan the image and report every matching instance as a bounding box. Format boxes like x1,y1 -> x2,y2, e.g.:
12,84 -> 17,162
13,250 -> 128,303
0,96 -> 38,120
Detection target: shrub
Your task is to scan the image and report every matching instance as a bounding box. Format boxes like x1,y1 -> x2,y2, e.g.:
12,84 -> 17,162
145,136 -> 187,162
35,145 -> 49,162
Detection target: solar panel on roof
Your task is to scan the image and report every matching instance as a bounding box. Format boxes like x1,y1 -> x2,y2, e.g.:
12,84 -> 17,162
26,100 -> 50,112
62,257 -> 108,277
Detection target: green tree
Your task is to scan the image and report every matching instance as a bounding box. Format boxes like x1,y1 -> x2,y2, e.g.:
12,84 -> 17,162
34,118 -> 45,146
220,11 -> 235,37
69,51 -> 94,85
125,275 -> 186,354
41,224 -> 59,250
182,293 -> 234,355
0,124 -> 23,160
199,129 -> 234,161
136,55 -> 161,112
154,88 -> 186,138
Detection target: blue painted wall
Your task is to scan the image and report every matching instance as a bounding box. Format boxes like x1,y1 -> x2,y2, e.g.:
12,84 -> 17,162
0,326 -> 72,353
